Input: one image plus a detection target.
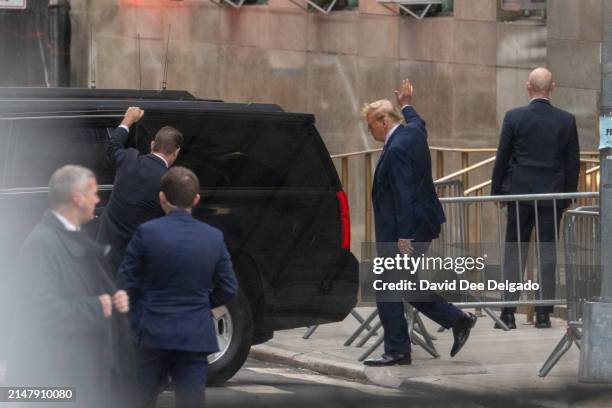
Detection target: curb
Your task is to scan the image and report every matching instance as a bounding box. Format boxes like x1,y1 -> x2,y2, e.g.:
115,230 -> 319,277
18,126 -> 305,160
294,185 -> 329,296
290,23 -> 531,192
398,378 -> 563,408
249,344 -> 368,382
249,345 -> 570,408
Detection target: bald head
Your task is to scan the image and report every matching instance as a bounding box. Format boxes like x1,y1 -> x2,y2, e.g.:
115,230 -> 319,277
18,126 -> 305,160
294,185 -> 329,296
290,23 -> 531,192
527,67 -> 554,97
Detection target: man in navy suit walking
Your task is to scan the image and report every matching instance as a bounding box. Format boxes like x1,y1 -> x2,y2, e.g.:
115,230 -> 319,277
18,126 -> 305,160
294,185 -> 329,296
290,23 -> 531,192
118,166 -> 238,408
362,79 -> 476,366
491,67 -> 580,329
97,107 -> 183,273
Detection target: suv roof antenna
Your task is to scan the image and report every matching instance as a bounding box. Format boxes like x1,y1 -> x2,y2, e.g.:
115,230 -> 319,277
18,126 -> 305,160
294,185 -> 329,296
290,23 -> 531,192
137,33 -> 142,90
161,25 -> 171,91
89,24 -> 96,89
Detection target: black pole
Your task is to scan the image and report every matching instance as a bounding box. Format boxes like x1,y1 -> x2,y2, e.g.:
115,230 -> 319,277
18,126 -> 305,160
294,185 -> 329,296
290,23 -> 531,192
47,0 -> 71,87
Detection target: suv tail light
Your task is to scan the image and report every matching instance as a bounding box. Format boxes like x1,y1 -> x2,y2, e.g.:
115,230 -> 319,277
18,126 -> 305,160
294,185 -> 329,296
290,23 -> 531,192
336,191 -> 351,250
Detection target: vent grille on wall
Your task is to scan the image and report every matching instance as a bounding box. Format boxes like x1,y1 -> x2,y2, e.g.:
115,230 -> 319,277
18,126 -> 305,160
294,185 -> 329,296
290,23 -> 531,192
501,0 -> 546,11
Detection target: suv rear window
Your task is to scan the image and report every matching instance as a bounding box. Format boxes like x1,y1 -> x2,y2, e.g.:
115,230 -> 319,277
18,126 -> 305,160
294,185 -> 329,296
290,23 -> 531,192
136,115 -> 335,190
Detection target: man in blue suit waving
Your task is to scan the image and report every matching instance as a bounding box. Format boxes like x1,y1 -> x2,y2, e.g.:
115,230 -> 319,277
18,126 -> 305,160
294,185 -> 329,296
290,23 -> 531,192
363,79 -> 477,366
118,166 -> 238,408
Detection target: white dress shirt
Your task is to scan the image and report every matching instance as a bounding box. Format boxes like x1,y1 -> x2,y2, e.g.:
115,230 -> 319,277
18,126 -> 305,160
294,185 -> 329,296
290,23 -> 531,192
152,153 -> 169,168
383,105 -> 412,146
384,124 -> 400,147
52,211 -> 79,231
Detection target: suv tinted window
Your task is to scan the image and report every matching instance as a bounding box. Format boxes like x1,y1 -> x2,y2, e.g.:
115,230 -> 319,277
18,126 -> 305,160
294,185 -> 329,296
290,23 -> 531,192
8,117 -> 116,188
136,115 -> 334,190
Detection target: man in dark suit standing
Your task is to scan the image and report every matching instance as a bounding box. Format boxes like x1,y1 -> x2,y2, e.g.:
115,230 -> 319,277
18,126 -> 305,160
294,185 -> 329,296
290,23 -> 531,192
9,165 -> 130,408
97,107 -> 183,273
362,79 -> 477,367
491,67 -> 580,329
118,166 -> 238,408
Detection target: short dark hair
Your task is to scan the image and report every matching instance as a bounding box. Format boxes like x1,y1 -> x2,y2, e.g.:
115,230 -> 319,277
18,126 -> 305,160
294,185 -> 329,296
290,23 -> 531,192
161,166 -> 200,208
152,126 -> 183,155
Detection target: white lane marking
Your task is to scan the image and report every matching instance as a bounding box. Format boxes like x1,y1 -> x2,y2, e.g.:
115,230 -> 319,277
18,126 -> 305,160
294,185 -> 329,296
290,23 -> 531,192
225,385 -> 293,395
246,367 -> 400,396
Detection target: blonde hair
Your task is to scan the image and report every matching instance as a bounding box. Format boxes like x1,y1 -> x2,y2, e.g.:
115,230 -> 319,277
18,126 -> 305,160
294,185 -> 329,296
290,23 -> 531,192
361,99 -> 403,123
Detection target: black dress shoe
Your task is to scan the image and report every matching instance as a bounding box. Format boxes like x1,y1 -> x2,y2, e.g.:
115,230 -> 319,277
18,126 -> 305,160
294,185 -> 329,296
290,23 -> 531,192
363,352 -> 411,366
450,312 -> 477,357
535,313 -> 551,328
494,312 -> 516,330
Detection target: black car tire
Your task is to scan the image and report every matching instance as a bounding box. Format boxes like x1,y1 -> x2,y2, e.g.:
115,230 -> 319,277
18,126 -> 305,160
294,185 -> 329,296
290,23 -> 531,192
207,288 -> 254,385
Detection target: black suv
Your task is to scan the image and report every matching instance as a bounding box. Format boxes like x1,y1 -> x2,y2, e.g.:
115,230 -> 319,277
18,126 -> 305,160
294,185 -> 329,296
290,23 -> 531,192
0,88 -> 359,384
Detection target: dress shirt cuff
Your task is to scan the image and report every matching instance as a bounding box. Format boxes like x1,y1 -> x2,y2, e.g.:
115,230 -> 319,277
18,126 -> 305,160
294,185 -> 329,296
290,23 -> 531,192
401,105 -> 412,110
119,125 -> 130,133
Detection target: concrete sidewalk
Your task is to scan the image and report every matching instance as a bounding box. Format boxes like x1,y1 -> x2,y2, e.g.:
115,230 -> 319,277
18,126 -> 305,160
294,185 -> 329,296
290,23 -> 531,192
250,307 -> 612,407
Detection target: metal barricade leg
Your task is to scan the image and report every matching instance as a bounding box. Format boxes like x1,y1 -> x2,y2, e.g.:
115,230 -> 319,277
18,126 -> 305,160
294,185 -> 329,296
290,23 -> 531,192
413,310 -> 439,346
573,326 -> 582,349
481,307 -> 510,331
538,329 -> 574,377
344,310 -> 379,346
539,322 -> 582,377
406,305 -> 439,358
356,320 -> 383,348
411,331 -> 440,358
306,309 -> 379,340
465,290 -> 511,331
355,308 -> 440,360
358,335 -> 384,361
414,325 -> 438,341
350,309 -> 378,335
302,325 -> 318,339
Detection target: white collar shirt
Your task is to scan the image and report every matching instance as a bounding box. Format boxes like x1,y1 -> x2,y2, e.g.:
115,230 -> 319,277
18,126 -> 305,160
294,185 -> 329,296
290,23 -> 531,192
152,153 -> 169,168
52,211 -> 79,231
529,97 -> 550,103
384,123 -> 401,147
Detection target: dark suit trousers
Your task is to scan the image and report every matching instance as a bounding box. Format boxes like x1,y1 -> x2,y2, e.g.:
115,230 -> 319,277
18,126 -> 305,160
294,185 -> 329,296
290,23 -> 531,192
502,202 -> 563,314
375,243 -> 464,354
136,348 -> 208,408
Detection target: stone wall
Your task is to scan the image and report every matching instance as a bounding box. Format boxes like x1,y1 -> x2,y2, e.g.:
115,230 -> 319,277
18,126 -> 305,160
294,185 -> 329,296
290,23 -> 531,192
548,0 -> 601,150
70,0 -> 611,252
69,0 -> 548,157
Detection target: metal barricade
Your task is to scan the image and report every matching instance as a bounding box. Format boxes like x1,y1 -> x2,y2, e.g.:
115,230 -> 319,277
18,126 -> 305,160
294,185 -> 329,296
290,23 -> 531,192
342,192 -> 599,362
435,192 -> 599,312
539,206 -> 600,377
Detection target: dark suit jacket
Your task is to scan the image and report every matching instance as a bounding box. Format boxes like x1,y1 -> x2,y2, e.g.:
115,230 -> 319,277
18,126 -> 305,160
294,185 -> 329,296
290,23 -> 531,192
97,126 -> 168,266
491,99 -> 580,206
117,210 -> 238,354
9,211 -> 116,408
372,106 -> 445,244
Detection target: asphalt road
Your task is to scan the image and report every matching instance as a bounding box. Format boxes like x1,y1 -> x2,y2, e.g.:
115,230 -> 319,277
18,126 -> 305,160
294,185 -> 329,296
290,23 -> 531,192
155,358 -> 493,408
